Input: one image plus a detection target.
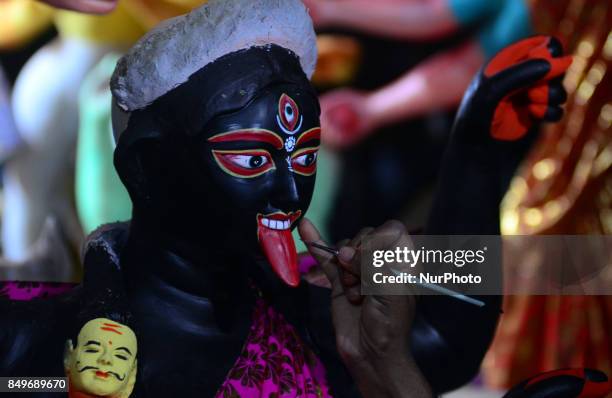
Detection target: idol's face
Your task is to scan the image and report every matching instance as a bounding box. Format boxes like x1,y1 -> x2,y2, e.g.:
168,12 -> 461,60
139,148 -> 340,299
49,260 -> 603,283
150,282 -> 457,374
67,319 -> 137,397
194,84 -> 320,286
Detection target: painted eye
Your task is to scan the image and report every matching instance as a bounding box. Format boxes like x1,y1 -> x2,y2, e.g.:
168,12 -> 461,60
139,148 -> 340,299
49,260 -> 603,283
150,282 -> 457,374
115,354 -> 128,361
226,154 -> 269,169
294,152 -> 317,167
284,103 -> 295,122
291,149 -> 318,176
84,349 -> 99,353
212,150 -> 275,178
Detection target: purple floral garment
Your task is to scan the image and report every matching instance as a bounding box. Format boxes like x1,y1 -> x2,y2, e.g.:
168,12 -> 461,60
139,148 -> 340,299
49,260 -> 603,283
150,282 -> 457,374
216,297 -> 333,398
0,255 -> 321,299
0,281 -> 75,300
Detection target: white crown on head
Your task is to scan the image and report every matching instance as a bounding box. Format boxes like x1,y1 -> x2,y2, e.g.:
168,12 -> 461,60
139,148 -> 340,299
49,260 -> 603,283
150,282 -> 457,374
111,0 -> 317,112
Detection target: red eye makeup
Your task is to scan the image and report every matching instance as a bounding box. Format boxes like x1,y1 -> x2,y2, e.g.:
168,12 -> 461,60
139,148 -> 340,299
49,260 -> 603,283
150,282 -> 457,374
208,129 -> 284,149
291,147 -> 318,176
212,149 -> 275,178
295,127 -> 321,147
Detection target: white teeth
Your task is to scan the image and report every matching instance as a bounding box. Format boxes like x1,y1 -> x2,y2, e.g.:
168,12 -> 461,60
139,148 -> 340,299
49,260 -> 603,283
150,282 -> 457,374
260,217 -> 291,230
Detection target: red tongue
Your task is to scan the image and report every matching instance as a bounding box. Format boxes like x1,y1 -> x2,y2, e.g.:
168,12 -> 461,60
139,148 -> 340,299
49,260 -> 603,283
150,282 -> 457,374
258,225 -> 300,287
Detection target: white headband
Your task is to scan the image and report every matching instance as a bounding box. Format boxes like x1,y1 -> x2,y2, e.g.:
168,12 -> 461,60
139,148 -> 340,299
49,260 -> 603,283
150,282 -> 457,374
111,0 -> 317,112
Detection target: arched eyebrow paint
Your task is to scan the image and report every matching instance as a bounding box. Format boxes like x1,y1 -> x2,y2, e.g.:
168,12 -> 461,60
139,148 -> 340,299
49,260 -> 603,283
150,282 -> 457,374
208,129 -> 284,149
295,127 -> 321,147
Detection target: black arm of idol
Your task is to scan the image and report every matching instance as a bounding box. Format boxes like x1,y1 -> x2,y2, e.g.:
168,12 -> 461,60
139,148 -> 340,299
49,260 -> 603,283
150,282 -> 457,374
0,288 -> 80,378
412,36 -> 570,393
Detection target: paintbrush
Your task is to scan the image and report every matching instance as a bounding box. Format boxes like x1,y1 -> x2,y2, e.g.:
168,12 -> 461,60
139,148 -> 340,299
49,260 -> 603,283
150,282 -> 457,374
303,240 -> 340,256
302,240 -> 485,307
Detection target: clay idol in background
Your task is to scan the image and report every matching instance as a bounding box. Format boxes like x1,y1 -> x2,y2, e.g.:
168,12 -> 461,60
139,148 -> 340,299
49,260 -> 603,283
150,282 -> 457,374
0,65 -> 20,162
0,0 -> 588,397
0,0 -> 204,273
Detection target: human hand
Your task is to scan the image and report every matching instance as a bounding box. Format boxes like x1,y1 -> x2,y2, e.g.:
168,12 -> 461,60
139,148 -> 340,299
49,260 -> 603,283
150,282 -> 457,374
38,0 -> 117,14
302,0 -> 336,28
319,89 -> 375,149
299,218 -> 431,397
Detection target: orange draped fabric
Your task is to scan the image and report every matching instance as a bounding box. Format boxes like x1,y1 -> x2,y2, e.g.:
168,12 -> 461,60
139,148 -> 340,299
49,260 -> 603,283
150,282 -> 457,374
483,0 -> 612,389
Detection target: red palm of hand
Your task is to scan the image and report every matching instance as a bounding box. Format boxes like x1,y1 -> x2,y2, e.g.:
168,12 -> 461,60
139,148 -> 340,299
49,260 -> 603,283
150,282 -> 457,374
319,89 -> 372,149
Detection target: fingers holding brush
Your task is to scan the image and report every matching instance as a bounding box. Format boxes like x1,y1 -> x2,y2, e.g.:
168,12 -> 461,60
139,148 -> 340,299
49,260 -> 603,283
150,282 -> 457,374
299,219 -> 365,304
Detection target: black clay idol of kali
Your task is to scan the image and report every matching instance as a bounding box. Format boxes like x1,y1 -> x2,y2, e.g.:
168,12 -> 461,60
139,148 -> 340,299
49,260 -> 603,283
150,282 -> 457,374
116,46 -> 321,289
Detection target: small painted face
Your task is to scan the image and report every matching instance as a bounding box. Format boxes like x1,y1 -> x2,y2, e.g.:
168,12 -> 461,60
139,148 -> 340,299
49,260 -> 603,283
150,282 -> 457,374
66,318 -> 137,397
198,85 -> 320,286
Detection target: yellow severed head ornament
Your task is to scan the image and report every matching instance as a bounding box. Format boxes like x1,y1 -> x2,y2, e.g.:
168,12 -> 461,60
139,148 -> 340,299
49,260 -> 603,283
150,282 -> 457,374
64,318 -> 137,398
